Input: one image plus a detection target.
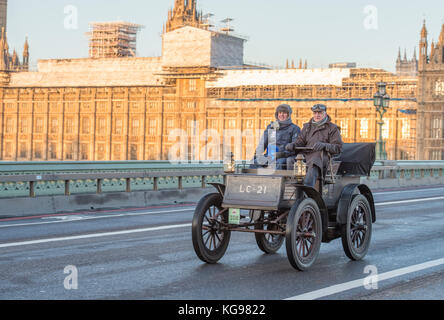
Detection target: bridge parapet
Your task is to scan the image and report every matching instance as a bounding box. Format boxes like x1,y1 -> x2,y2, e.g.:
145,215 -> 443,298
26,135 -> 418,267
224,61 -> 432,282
0,160 -> 444,217
0,161 -> 224,198
362,160 -> 444,189
1,160 -> 444,199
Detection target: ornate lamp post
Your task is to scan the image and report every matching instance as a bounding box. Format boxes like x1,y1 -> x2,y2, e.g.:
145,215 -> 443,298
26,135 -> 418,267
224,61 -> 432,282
373,82 -> 390,160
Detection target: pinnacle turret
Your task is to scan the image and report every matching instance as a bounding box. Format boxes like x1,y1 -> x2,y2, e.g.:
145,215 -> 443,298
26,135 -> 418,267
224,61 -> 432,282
439,23 -> 444,44
421,20 -> 428,39
166,0 -> 203,33
22,37 -> 29,70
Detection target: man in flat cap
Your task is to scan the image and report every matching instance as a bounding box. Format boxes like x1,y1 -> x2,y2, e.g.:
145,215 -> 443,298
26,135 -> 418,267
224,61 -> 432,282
253,104 -> 301,169
286,104 -> 343,187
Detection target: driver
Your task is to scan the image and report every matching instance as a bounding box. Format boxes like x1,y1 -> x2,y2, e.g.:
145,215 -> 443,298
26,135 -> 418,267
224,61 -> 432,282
252,104 -> 301,169
285,104 -> 343,187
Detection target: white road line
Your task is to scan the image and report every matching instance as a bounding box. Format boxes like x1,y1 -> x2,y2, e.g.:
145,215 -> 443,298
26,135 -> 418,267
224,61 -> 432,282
285,258 -> 444,300
0,223 -> 192,249
3,194 -> 444,229
376,196 -> 444,206
2,193 -> 444,248
373,187 -> 444,195
0,208 -> 195,228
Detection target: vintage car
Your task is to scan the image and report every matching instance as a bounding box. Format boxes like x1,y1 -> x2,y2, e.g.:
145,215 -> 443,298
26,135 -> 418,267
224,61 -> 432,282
191,143 -> 376,271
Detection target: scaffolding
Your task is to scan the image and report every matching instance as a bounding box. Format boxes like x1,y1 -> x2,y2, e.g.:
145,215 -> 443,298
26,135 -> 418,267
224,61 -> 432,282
87,21 -> 144,58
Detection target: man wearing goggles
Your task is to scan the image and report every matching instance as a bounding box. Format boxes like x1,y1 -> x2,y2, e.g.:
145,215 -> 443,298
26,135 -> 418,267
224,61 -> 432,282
286,104 -> 343,187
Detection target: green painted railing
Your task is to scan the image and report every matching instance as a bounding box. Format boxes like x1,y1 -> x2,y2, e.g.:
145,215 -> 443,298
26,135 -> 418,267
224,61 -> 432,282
1,160 -> 444,199
0,161 -> 226,198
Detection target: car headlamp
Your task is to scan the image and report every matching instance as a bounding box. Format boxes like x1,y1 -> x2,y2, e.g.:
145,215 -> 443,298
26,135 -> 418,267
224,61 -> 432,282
293,154 -> 306,182
224,152 -> 235,173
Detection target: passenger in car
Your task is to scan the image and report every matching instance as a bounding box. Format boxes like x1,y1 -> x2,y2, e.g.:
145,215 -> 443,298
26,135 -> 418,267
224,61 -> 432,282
285,104 -> 343,187
251,104 -> 301,170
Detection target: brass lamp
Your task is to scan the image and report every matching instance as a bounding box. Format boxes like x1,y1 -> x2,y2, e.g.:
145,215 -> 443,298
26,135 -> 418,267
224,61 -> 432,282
224,152 -> 235,173
293,153 -> 306,182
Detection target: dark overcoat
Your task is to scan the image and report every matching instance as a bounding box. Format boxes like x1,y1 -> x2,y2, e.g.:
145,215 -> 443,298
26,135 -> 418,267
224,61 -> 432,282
290,115 -> 343,174
256,122 -> 301,158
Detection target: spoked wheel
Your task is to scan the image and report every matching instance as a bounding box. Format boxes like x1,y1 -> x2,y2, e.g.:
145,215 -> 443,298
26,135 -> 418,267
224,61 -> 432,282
285,198 -> 322,271
254,211 -> 285,254
192,193 -> 231,264
341,194 -> 372,261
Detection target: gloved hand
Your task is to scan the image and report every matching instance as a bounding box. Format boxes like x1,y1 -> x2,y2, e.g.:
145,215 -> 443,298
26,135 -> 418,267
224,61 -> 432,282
285,143 -> 294,152
313,142 -> 327,151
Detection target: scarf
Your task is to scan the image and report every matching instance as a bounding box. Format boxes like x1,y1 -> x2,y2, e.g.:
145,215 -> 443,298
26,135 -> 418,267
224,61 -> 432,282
278,118 -> 293,129
311,115 -> 329,127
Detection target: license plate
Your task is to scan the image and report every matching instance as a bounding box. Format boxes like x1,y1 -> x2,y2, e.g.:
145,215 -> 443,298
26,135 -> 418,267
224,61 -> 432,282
228,208 -> 241,225
223,175 -> 284,211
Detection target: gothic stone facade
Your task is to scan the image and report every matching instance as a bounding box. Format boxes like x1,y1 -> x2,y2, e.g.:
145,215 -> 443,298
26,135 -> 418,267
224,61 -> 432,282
0,0 -> 422,161
417,22 -> 444,160
0,63 -> 417,161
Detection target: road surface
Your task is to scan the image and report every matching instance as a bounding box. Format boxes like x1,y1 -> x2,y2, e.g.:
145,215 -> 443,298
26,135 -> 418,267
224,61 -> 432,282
0,186 -> 443,301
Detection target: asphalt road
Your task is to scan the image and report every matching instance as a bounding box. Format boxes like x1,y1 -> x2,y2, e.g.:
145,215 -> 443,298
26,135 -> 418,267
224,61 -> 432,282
0,186 -> 443,301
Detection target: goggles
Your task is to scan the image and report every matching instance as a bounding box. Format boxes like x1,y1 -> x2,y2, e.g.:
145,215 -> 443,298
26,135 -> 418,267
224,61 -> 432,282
311,104 -> 327,112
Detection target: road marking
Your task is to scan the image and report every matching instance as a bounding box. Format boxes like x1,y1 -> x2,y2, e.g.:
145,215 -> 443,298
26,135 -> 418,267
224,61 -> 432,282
0,196 -> 444,228
285,257 -> 444,300
284,258 -> 444,300
0,208 -> 195,228
376,196 -> 444,206
0,223 -> 192,249
0,203 -> 196,222
1,190 -> 444,247
1,194 -> 444,229
373,187 -> 444,195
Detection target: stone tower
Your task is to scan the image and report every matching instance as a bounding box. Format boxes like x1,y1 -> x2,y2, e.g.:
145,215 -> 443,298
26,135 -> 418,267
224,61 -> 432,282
419,21 -> 428,71
417,21 -> 444,159
396,47 -> 418,77
0,0 -> 6,33
165,0 -> 203,33
0,27 -> 10,85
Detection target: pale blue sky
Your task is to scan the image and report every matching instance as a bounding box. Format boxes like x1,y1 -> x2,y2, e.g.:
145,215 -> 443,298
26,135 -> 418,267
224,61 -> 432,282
7,0 -> 444,72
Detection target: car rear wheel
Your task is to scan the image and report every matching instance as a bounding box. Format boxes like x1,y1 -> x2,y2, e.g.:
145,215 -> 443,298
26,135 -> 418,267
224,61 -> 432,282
341,194 -> 372,261
255,211 -> 285,254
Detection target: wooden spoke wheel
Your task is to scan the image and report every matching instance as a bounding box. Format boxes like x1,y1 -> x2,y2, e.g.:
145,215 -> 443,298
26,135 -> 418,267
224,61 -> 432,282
341,194 -> 372,261
255,211 -> 285,254
285,198 -> 322,271
192,193 -> 231,264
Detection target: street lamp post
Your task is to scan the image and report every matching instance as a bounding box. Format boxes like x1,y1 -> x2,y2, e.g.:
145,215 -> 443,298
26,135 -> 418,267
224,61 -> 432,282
373,82 -> 390,160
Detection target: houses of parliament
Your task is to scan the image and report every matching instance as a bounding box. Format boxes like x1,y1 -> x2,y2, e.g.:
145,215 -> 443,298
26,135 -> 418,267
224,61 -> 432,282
0,0 -> 443,161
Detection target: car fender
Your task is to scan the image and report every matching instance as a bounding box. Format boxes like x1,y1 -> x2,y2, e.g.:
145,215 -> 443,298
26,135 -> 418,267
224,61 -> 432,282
209,183 -> 225,197
336,184 -> 376,225
357,184 -> 376,223
296,186 -> 329,241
